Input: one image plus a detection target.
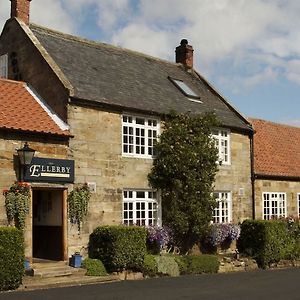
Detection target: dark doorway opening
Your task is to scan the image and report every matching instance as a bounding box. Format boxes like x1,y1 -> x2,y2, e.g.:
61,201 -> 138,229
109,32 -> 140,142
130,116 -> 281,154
32,189 -> 63,261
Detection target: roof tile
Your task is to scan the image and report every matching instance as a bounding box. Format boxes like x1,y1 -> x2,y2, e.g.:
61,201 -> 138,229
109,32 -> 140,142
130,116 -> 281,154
251,118 -> 300,178
0,78 -> 69,137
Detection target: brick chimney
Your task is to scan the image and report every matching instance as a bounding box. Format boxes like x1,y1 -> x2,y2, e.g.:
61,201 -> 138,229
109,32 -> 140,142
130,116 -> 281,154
175,39 -> 194,69
10,0 -> 32,25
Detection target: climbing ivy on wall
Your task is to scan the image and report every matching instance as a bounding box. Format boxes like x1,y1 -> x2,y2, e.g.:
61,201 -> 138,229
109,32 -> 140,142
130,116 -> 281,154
148,111 -> 220,251
68,184 -> 91,232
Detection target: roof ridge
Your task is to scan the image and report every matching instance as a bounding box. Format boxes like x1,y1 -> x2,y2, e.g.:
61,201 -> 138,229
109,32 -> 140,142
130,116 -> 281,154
29,23 -> 179,68
0,77 -> 25,86
250,117 -> 300,129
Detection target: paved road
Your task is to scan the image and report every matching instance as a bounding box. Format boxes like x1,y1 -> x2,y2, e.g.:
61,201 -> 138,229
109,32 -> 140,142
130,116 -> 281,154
1,268 -> 299,300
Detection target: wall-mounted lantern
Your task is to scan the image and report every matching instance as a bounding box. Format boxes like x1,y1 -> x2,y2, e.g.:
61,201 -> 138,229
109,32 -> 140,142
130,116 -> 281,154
17,142 -> 35,180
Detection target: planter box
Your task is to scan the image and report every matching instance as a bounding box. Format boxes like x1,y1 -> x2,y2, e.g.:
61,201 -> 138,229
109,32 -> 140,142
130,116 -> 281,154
70,254 -> 82,268
24,258 -> 30,270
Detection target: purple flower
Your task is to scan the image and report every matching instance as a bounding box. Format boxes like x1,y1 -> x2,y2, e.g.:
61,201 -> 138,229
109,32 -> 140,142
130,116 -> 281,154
206,223 -> 241,247
146,225 -> 173,248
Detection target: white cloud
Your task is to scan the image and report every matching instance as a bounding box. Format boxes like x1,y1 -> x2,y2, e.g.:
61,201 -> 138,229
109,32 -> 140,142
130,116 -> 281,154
0,0 -> 74,33
30,0 -> 74,33
112,24 -> 173,58
1,0 -> 300,94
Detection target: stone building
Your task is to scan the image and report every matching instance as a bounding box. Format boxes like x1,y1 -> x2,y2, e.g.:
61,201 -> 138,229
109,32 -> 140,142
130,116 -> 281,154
0,0 -> 253,262
251,118 -> 300,220
0,78 -> 70,261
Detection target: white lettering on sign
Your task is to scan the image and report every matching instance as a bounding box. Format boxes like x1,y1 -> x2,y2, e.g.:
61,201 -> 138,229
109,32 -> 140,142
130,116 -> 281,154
29,165 -> 41,177
29,164 -> 71,177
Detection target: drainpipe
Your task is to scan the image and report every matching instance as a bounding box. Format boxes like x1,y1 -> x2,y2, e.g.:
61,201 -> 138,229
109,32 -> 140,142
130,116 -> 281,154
250,131 -> 256,220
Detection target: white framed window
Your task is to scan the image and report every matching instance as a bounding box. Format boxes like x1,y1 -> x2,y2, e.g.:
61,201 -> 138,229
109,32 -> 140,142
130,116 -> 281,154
262,192 -> 286,220
213,191 -> 232,223
298,193 -> 300,218
212,129 -> 231,165
123,190 -> 160,226
0,54 -> 8,78
122,115 -> 159,158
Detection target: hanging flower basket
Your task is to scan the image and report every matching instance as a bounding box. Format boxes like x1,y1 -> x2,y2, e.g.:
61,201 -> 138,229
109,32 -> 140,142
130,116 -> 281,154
3,182 -> 30,230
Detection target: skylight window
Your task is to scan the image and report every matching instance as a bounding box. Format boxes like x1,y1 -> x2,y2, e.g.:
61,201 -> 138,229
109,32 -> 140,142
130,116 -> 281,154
169,77 -> 200,99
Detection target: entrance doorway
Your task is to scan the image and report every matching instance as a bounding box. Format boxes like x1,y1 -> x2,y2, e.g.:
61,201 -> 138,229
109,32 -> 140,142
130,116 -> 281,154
32,189 -> 64,261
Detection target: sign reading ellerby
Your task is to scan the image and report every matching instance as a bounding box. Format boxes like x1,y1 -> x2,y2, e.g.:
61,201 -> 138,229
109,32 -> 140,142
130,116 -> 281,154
24,157 -> 75,183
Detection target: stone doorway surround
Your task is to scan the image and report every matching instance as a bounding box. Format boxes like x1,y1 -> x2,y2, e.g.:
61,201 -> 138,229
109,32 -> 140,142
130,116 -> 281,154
24,183 -> 68,264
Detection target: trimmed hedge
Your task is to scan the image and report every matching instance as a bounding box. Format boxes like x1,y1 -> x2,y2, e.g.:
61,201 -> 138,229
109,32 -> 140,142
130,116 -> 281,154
142,254 -> 158,277
142,254 -> 218,277
89,226 -> 147,272
184,255 -> 219,274
0,227 -> 24,291
237,220 -> 299,268
82,258 -> 107,276
173,255 -> 219,275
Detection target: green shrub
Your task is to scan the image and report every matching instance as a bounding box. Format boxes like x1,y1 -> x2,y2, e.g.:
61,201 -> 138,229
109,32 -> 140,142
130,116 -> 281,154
142,255 -> 157,277
174,256 -> 189,275
237,220 -> 296,268
155,255 -> 180,277
89,225 -> 147,272
0,227 -> 24,291
185,255 -> 219,274
82,258 -> 107,276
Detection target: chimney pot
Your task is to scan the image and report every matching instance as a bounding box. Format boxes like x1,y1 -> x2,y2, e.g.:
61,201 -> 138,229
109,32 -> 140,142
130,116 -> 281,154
175,39 -> 194,69
180,39 -> 188,46
10,0 -> 32,25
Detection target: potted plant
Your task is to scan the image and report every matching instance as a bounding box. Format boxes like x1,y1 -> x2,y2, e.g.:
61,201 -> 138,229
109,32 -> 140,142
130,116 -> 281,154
70,251 -> 82,268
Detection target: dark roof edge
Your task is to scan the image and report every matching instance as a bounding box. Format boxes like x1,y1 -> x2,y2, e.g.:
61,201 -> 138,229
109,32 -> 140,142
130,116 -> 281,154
254,173 -> 300,182
0,127 -> 72,140
192,69 -> 254,134
69,97 -> 161,117
70,96 -> 252,135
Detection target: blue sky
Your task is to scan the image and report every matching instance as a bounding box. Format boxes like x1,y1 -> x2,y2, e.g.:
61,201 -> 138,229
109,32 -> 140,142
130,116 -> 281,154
1,0 -> 300,126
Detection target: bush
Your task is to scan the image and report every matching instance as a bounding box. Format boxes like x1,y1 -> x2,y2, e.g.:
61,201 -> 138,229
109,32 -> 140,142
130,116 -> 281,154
174,256 -> 189,274
0,227 -> 24,291
82,258 -> 107,276
155,255 -> 180,277
237,220 -> 297,268
184,255 -> 219,274
143,254 -> 219,277
142,255 -> 157,277
89,225 -> 147,272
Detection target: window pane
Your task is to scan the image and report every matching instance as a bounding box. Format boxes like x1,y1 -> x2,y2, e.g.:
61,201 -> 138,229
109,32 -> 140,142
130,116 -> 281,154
136,118 -> 145,125
122,115 -> 159,157
213,192 -> 230,223
123,190 -> 159,226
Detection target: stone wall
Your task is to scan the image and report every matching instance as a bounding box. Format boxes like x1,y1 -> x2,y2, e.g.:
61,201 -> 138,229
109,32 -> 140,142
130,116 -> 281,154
68,105 -> 253,254
0,134 -> 69,224
68,105 -> 154,254
0,19 -> 69,121
254,179 -> 300,219
0,132 -> 69,259
215,132 -> 252,223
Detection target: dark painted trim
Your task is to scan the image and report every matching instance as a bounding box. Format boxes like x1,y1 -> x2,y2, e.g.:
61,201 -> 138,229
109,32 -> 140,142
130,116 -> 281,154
254,174 -> 300,182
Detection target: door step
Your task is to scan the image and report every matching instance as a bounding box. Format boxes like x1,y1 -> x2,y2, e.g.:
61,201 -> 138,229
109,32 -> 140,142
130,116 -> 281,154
30,260 -> 85,278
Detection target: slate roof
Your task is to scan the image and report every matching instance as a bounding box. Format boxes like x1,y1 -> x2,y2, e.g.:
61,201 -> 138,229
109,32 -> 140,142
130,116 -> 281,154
0,78 -> 70,137
251,118 -> 300,178
29,24 -> 252,132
